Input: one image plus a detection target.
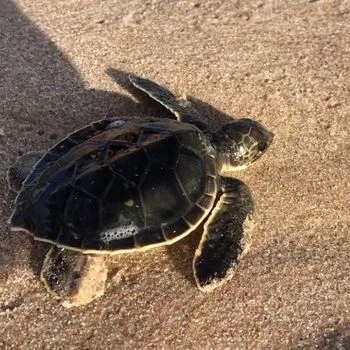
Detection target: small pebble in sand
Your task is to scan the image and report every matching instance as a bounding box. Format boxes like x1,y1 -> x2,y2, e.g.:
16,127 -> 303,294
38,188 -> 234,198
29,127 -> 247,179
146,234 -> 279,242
326,98 -> 341,108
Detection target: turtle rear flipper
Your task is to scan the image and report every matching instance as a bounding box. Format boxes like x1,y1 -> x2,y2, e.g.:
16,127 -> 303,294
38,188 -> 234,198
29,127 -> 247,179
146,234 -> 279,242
193,178 -> 254,291
129,75 -> 206,128
41,246 -> 107,307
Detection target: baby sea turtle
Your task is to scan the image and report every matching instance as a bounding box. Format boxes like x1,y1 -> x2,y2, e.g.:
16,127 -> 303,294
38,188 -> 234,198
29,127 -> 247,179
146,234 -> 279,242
8,76 -> 273,301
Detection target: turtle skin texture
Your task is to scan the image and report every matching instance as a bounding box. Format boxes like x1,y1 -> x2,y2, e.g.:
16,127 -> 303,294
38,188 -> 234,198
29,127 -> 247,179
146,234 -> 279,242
10,117 -> 217,253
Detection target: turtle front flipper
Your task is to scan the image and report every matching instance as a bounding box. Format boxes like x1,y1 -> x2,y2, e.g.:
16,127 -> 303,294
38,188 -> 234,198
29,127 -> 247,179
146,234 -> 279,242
193,178 -> 254,291
7,151 -> 44,193
41,247 -> 108,307
129,75 -> 206,127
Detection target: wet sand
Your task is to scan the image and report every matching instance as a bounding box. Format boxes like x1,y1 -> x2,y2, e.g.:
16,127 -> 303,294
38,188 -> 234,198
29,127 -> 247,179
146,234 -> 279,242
0,0 -> 349,348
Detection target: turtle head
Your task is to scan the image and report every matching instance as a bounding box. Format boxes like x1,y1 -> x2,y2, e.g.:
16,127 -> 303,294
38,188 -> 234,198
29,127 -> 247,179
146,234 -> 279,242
214,118 -> 273,174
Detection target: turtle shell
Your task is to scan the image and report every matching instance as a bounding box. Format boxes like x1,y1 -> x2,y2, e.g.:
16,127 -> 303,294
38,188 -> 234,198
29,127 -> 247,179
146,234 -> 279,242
10,117 -> 218,253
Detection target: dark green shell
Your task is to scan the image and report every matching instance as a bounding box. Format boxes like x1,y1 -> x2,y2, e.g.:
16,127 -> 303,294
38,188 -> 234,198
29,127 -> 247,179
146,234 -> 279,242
10,117 -> 217,252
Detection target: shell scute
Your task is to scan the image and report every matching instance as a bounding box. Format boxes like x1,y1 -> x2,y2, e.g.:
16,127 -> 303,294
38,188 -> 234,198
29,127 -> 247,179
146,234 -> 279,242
10,118 -> 218,252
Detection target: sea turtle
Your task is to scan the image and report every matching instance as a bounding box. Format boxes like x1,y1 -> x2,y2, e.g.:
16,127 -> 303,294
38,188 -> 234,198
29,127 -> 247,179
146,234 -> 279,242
8,75 -> 273,302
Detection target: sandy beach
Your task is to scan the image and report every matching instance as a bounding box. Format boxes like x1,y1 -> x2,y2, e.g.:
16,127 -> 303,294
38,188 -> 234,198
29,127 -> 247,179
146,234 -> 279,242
0,0 -> 349,348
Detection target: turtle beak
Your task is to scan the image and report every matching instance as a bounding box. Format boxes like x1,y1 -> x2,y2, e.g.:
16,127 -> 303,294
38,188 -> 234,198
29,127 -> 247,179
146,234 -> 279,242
267,130 -> 274,145
259,130 -> 274,153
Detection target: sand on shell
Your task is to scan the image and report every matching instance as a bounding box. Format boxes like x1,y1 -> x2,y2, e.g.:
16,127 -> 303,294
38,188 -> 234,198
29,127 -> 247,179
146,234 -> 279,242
0,0 -> 349,349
